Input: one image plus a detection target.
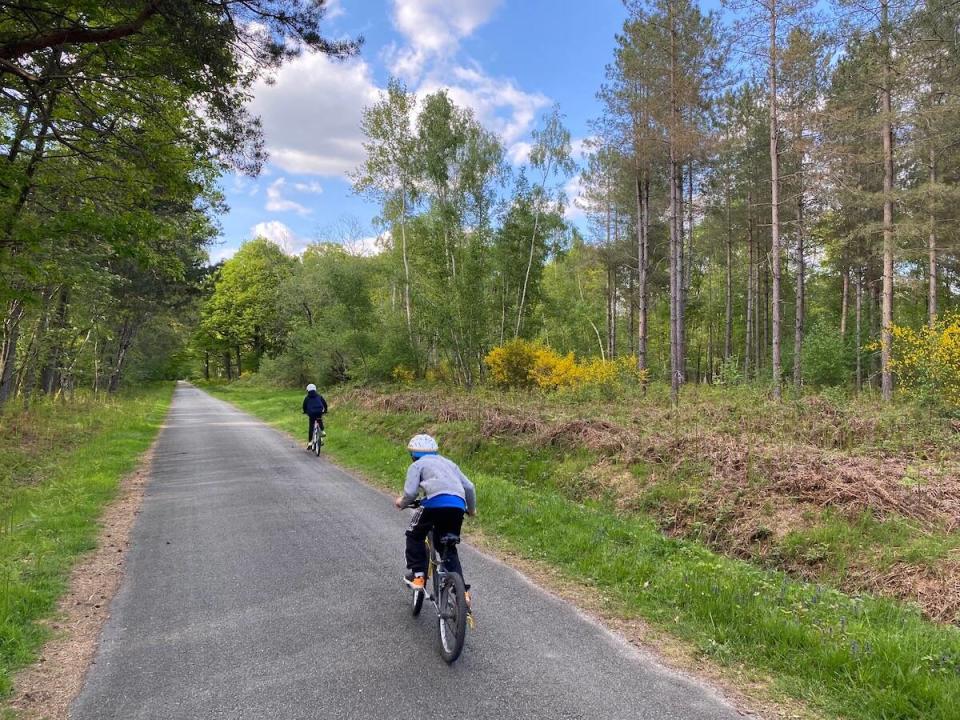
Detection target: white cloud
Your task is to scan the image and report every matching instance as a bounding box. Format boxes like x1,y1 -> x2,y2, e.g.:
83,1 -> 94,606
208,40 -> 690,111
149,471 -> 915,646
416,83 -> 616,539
251,220 -> 309,255
293,180 -> 324,194
209,244 -> 238,265
250,54 -> 380,177
418,66 -> 550,147
266,178 -> 312,215
564,175 -> 586,221
231,175 -> 259,197
325,0 -> 346,20
386,0 -> 503,81
244,0 -> 548,192
343,234 -> 385,257
507,141 -> 532,166
570,136 -> 593,162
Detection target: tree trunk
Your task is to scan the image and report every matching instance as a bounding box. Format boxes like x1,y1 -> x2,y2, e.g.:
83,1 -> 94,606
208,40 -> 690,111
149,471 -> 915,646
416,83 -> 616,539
928,145 -> 937,328
108,320 -> 135,393
204,351 -> 210,381
744,194 -> 754,377
793,193 -> 804,391
669,0 -> 681,404
840,268 -> 849,338
769,2 -> 783,399
400,194 -> 414,347
224,352 -> 232,381
855,267 -> 863,392
880,0 -> 895,401
637,173 -> 649,381
516,176 -> 549,338
724,178 -> 733,361
235,346 -> 242,377
0,300 -> 25,404
41,286 -> 69,394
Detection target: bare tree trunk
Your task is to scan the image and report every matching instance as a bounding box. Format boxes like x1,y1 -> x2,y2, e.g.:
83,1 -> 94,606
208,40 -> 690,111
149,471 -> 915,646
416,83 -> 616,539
605,194 -> 613,358
928,145 -> 937,328
880,0 -> 895,401
0,300 -> 25,404
108,320 -> 135,393
855,267 -> 863,392
681,163 -> 693,380
761,245 -> 768,370
769,2 -> 783,398
744,194 -> 754,377
637,173 -> 649,381
400,195 -> 413,347
793,193 -> 805,391
669,1 -> 682,403
840,268 -> 849,338
224,352 -> 232,381
41,286 -> 69,394
204,351 -> 210,380
724,179 -> 733,361
611,212 -> 619,359
516,161 -> 552,337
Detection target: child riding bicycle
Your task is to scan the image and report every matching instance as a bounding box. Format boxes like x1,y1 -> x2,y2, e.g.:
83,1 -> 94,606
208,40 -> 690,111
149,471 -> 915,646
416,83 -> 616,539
301,383 -> 328,446
394,434 -> 476,598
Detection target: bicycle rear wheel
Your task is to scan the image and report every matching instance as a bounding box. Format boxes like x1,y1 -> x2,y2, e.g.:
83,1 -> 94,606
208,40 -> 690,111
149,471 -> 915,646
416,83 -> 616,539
436,571 -> 467,663
312,425 -> 321,456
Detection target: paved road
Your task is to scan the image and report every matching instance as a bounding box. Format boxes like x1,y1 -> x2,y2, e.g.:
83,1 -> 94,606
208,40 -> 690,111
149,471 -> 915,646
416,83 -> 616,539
72,383 -> 746,720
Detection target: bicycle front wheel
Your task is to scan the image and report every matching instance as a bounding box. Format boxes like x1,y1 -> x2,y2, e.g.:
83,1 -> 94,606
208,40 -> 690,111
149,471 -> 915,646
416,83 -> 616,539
436,572 -> 467,663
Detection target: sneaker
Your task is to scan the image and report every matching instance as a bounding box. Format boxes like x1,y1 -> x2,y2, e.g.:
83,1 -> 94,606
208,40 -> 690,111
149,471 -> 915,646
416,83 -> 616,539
464,590 -> 472,611
404,572 -> 425,591
321,430 -> 327,437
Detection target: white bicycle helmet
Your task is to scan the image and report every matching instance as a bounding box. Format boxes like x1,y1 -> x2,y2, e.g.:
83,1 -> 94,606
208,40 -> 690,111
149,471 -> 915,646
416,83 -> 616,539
407,433 -> 439,457
306,383 -> 317,392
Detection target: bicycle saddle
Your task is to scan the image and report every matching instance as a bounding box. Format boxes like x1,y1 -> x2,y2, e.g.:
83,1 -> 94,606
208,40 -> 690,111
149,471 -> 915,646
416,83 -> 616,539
438,533 -> 461,546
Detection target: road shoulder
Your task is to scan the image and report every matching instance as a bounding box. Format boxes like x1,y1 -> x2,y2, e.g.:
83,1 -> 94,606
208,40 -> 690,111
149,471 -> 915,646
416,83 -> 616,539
4,443 -> 159,720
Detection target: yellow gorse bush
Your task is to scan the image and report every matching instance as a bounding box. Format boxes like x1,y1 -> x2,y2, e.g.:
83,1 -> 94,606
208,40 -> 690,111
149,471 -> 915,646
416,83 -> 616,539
484,339 -> 648,392
889,314 -> 960,405
391,364 -> 416,384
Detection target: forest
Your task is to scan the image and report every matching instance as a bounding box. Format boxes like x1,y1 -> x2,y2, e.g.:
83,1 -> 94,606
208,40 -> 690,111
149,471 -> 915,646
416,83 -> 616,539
2,0 -> 959,408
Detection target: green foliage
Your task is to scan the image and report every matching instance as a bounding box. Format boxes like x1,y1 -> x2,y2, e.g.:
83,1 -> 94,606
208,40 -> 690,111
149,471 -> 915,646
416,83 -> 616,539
802,323 -> 852,388
0,385 -> 172,696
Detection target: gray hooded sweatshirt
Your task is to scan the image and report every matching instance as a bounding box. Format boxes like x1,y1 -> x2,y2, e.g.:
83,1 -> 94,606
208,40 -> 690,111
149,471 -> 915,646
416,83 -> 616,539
401,454 -> 477,513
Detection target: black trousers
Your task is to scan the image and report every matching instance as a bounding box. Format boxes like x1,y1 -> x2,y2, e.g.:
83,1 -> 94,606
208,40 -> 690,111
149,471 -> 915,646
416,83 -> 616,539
405,506 -> 465,581
306,414 -> 324,441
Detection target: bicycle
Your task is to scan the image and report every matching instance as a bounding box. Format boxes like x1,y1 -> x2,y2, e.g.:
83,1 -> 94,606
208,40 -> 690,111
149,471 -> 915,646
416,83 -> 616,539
307,417 -> 324,456
404,501 -> 472,663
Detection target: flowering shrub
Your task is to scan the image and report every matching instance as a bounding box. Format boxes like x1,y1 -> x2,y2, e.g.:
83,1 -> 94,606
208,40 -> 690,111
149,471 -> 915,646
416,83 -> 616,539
484,339 -> 648,392
890,315 -> 960,406
391,364 -> 416,384
484,339 -> 540,388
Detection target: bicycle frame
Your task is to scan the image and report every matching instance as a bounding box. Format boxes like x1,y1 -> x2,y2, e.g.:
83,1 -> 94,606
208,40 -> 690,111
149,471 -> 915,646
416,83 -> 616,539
424,534 -> 455,603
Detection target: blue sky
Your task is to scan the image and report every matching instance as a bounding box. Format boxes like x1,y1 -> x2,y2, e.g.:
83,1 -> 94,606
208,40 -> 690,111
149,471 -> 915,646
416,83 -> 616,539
211,0 -> 631,262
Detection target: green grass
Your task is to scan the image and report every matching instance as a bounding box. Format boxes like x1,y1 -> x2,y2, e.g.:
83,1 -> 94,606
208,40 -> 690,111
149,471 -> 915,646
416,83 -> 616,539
0,385 -> 173,697
206,381 -> 960,720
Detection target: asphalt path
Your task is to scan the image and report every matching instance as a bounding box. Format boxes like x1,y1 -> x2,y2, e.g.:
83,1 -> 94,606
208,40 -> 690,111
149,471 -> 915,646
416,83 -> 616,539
72,382 -> 747,720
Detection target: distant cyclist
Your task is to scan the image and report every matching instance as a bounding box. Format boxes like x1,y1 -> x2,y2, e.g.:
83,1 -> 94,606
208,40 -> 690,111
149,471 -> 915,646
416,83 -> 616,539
395,434 -> 476,598
301,383 -> 328,446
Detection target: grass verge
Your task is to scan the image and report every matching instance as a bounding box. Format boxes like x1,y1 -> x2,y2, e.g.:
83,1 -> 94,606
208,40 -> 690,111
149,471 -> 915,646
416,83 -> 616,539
0,384 -> 173,697
204,382 -> 960,720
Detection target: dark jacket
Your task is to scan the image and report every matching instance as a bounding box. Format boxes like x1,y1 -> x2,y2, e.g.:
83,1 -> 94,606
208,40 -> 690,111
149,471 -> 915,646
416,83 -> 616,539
302,390 -> 328,417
